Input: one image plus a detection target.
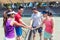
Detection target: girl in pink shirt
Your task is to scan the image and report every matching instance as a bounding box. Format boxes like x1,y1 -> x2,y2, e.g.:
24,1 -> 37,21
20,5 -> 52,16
42,11 -> 54,40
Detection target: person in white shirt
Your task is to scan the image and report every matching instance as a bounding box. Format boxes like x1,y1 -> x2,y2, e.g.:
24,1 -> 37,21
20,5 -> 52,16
30,7 -> 43,40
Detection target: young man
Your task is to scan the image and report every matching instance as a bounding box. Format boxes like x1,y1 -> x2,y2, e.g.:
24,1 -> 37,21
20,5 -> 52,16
30,7 -> 43,40
15,6 -> 31,40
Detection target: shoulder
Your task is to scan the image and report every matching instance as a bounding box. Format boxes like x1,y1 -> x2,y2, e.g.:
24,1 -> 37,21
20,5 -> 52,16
49,17 -> 54,23
38,12 -> 42,15
31,13 -> 34,16
39,12 -> 41,13
38,12 -> 43,18
38,12 -> 42,14
42,18 -> 46,22
50,17 -> 54,20
15,13 -> 20,17
32,13 -> 34,15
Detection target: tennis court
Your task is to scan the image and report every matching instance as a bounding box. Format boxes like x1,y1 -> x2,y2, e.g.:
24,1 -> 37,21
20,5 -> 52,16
0,17 -> 60,40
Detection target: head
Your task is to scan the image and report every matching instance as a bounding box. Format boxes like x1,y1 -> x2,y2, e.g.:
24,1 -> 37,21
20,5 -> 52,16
42,11 -> 48,17
3,11 -> 15,26
7,11 -> 16,18
32,7 -> 38,14
18,6 -> 24,14
48,12 -> 53,17
8,8 -> 12,12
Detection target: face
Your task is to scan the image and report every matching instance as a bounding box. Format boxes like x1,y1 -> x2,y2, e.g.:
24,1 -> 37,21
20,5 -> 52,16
11,14 -> 15,18
18,8 -> 24,14
43,14 -> 48,17
32,10 -> 38,14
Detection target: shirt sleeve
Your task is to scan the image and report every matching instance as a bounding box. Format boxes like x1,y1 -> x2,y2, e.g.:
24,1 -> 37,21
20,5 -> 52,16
39,12 -> 43,21
15,14 -> 21,21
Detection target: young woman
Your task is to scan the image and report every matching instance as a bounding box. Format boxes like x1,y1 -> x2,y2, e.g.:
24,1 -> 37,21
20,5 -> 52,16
3,8 -> 13,35
3,11 -> 31,40
42,11 -> 54,40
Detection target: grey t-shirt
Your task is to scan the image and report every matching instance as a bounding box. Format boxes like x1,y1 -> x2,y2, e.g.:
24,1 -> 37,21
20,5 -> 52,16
31,12 -> 43,27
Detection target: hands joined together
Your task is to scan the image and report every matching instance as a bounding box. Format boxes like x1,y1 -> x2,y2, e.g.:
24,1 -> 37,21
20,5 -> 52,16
28,26 -> 37,30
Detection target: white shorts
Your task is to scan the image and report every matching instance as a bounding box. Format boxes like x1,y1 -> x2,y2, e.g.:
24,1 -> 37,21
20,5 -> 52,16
5,37 -> 15,40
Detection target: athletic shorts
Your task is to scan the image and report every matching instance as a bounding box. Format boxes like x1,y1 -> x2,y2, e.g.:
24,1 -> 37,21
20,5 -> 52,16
15,27 -> 22,36
32,27 -> 43,34
5,37 -> 15,40
44,31 -> 52,39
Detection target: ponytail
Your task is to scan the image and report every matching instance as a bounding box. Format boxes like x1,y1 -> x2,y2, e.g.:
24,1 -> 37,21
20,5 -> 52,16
3,11 -> 8,26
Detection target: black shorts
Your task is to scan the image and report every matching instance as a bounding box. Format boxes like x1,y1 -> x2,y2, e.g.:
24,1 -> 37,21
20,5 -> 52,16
32,27 -> 43,34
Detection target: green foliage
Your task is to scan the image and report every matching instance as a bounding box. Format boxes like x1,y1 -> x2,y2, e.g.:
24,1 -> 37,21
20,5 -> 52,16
4,4 -> 11,8
37,2 -> 42,7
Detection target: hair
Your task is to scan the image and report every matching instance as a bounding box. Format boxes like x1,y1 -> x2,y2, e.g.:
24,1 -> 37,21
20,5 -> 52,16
3,9 -> 13,33
3,12 -> 8,26
18,6 -> 24,10
3,10 -> 12,26
48,12 -> 53,16
32,7 -> 37,10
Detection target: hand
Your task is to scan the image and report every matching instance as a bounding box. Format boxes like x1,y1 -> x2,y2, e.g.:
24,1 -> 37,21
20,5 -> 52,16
33,27 -> 39,30
28,26 -> 33,30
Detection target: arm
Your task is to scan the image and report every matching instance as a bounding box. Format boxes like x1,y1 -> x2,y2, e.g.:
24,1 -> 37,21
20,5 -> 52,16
19,19 -> 32,29
15,15 -> 29,27
14,21 -> 28,28
19,19 -> 28,26
33,22 -> 44,30
33,18 -> 44,30
30,19 -> 33,27
51,18 -> 54,28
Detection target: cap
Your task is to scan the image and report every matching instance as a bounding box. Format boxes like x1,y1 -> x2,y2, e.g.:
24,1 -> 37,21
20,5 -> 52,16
42,11 -> 46,14
7,11 -> 16,15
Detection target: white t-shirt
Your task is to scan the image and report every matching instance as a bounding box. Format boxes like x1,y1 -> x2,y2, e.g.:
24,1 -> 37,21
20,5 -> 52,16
31,12 -> 43,27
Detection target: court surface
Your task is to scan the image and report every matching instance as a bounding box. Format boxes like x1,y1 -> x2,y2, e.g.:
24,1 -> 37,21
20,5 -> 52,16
0,17 -> 60,40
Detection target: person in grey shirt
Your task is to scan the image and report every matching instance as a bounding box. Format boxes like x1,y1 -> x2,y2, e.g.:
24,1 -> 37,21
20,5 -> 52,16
30,7 -> 43,40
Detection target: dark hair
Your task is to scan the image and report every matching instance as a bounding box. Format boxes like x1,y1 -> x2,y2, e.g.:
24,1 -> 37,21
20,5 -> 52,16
3,10 -> 12,26
3,12 -> 8,26
42,11 -> 49,15
18,6 -> 24,10
32,7 -> 37,10
48,12 -> 53,16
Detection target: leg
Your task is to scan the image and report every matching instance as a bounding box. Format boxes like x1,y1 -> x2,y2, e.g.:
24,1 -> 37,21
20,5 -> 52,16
16,36 -> 22,40
32,29 -> 37,40
39,33 -> 42,40
49,35 -> 53,40
49,38 -> 52,40
38,27 -> 43,40
17,36 -> 22,40
44,38 -> 48,40
49,36 -> 52,40
33,34 -> 36,40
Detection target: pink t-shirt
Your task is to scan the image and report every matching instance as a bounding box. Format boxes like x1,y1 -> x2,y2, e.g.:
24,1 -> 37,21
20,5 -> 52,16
44,19 -> 53,34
